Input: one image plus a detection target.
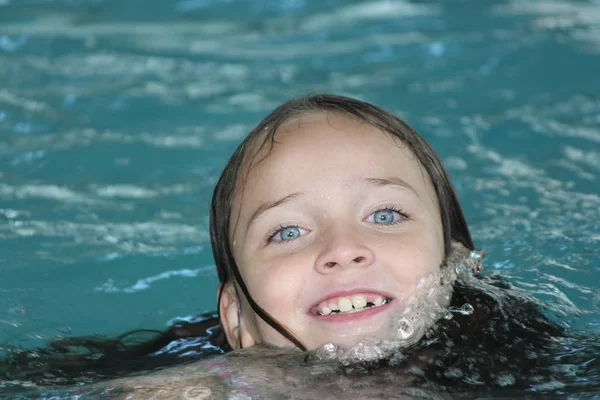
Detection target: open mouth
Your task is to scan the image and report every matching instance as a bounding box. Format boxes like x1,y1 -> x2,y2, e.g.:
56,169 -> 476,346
310,294 -> 393,316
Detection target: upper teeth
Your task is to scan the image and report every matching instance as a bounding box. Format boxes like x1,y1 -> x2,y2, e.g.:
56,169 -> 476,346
315,294 -> 389,316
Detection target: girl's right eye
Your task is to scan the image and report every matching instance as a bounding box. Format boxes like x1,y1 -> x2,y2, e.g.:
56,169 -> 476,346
267,225 -> 308,243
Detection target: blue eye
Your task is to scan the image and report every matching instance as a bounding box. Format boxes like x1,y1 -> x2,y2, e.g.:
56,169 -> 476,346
367,208 -> 405,225
268,225 -> 308,243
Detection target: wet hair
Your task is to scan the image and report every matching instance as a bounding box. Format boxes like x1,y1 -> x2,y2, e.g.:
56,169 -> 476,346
210,93 -> 474,350
0,312 -> 226,386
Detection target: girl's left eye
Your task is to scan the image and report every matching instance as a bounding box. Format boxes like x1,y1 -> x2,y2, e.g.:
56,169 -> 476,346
366,208 -> 406,225
267,225 -> 309,243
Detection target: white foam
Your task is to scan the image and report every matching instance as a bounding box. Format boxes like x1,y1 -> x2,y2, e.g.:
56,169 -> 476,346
312,243 -> 479,364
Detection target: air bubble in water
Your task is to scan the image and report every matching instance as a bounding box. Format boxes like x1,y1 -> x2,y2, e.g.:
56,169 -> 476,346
454,265 -> 463,275
448,303 -> 474,316
397,318 -> 414,339
314,343 -> 339,360
459,303 -> 474,315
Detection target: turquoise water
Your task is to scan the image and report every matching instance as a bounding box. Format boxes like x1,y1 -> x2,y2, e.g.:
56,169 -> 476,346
0,0 -> 599,392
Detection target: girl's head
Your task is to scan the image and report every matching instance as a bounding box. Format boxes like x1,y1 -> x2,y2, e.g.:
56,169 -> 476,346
210,94 -> 473,351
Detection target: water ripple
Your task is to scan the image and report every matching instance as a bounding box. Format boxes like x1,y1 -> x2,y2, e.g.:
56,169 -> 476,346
493,0 -> 600,51
0,0 -> 598,371
298,1 -> 439,33
95,267 -> 213,294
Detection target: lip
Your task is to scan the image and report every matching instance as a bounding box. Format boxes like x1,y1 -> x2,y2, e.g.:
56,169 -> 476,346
307,288 -> 394,322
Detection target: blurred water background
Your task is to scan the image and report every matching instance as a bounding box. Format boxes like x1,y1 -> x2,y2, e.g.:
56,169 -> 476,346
0,0 -> 599,384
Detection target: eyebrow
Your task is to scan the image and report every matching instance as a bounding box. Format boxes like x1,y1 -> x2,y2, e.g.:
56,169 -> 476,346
245,176 -> 418,231
247,192 -> 303,229
364,176 -> 418,196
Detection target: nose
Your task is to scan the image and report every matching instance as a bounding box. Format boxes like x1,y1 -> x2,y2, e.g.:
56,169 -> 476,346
314,228 -> 375,274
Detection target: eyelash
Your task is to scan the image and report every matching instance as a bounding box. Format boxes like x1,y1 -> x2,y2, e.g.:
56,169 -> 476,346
265,206 -> 410,244
372,204 -> 410,225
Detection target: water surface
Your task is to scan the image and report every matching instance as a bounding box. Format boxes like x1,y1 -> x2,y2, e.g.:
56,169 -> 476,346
0,0 -> 599,397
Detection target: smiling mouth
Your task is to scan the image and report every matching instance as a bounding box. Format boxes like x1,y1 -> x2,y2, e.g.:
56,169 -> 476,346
311,294 -> 393,316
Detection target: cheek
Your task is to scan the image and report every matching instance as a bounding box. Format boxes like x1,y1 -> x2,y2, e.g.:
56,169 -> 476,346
241,254 -> 308,316
382,228 -> 444,281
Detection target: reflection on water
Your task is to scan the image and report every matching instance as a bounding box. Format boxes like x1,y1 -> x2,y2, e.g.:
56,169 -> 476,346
1,0 -> 599,398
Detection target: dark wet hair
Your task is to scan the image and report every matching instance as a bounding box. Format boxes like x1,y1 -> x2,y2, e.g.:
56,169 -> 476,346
0,312 -> 226,386
210,93 -> 474,350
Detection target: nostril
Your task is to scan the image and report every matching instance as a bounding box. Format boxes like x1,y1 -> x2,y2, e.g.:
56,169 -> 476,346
325,261 -> 337,268
353,256 -> 365,263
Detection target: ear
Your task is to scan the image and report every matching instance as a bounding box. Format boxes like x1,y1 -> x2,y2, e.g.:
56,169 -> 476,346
218,282 -> 258,349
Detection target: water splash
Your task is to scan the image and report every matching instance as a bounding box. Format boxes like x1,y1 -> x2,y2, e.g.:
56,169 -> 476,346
311,243 -> 485,365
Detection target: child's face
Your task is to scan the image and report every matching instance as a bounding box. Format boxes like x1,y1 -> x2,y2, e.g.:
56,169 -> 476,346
224,112 -> 445,350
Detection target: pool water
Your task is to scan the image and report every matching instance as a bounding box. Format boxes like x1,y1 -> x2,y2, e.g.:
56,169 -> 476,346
0,0 -> 599,397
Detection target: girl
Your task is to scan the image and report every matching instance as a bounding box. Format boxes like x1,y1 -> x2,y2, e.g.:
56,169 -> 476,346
211,93 -> 481,352
2,94 -> 596,399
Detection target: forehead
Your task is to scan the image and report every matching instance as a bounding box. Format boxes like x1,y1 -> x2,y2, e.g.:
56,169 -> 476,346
247,112 -> 426,185
231,111 -> 439,231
